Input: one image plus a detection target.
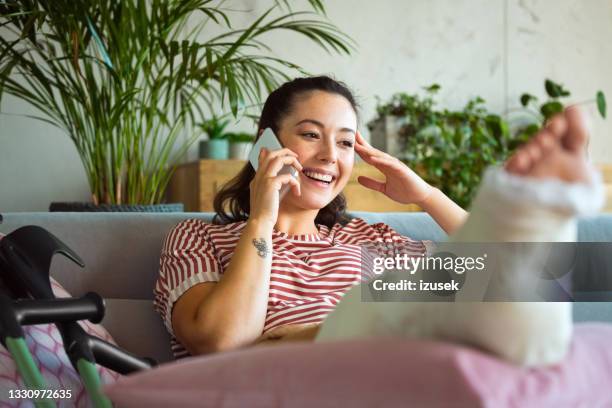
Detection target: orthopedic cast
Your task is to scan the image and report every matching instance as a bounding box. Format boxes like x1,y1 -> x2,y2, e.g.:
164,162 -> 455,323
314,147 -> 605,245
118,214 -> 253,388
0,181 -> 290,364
317,166 -> 605,367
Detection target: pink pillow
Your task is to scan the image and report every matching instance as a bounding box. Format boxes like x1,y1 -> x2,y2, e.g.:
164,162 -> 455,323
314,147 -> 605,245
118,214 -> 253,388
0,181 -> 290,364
1,231 -> 121,407
103,324 -> 612,408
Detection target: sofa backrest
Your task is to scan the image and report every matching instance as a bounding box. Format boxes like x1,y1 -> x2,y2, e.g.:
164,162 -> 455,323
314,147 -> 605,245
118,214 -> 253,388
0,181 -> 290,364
1,212 -> 611,363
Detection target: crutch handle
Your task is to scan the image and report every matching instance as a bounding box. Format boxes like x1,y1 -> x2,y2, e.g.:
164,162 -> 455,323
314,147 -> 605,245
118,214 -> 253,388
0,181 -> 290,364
13,292 -> 105,325
89,336 -> 158,374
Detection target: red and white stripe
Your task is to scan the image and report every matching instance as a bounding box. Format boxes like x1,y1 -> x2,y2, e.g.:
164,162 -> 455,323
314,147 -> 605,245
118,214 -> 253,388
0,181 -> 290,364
154,217 -> 426,358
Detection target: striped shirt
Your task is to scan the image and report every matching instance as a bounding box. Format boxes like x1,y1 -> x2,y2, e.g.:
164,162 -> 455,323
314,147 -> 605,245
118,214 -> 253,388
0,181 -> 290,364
153,217 -> 427,358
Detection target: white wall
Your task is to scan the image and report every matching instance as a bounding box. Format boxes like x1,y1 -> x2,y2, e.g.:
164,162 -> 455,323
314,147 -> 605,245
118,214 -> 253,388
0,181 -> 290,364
2,0 -> 611,211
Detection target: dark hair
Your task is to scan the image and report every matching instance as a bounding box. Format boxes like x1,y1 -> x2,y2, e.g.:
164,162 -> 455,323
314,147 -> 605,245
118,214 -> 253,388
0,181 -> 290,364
212,76 -> 359,228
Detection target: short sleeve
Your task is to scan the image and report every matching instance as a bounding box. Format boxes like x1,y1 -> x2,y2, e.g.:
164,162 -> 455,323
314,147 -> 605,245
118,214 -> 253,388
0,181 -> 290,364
153,219 -> 222,335
347,218 -> 427,282
371,221 -> 434,251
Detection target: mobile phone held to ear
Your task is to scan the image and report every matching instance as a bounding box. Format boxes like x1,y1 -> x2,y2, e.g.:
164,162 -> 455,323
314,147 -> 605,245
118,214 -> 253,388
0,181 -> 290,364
248,128 -> 299,198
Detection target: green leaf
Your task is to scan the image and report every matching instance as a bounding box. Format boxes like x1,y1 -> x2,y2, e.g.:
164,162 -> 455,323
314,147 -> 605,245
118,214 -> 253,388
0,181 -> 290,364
597,91 -> 607,119
544,79 -> 570,99
544,79 -> 560,98
520,93 -> 537,107
540,101 -> 563,120
423,83 -> 440,93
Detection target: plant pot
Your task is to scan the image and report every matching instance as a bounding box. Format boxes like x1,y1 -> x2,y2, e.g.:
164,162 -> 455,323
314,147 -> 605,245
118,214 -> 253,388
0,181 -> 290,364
199,139 -> 229,159
369,115 -> 408,159
229,142 -> 254,160
49,202 -> 184,212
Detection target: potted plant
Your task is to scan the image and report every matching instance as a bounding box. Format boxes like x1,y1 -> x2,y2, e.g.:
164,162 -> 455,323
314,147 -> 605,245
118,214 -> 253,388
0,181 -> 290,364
368,84 -> 439,159
369,82 -> 606,209
369,85 -> 517,208
228,132 -> 256,160
198,117 -> 231,160
0,0 -> 353,211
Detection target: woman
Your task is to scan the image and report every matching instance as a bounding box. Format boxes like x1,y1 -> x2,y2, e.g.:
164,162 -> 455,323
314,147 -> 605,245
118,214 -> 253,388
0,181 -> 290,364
154,76 -> 602,365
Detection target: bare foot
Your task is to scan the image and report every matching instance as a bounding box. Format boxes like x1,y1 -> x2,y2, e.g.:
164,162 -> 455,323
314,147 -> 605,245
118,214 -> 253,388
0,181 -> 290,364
504,106 -> 592,184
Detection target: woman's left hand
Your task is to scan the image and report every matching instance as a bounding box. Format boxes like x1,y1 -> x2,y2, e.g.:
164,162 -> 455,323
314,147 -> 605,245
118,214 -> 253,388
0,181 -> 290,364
354,131 -> 433,205
254,323 -> 321,346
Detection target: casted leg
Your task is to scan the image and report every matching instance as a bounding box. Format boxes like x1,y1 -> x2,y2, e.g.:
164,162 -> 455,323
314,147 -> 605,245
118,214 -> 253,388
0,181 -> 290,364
317,106 -> 604,367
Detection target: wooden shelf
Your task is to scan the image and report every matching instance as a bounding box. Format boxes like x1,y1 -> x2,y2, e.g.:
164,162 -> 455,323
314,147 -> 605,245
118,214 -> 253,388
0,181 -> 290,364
166,159 -> 420,212
167,160 -> 612,213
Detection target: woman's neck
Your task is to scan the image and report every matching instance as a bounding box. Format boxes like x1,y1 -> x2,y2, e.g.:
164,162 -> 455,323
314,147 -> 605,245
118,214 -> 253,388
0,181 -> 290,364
274,207 -> 320,235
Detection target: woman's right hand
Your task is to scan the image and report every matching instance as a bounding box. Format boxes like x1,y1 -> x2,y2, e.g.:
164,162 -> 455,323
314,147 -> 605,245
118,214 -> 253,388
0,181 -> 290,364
249,147 -> 302,226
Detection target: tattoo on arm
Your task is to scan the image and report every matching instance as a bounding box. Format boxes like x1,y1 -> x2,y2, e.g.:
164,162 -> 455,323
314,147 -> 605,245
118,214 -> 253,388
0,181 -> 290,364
252,238 -> 269,258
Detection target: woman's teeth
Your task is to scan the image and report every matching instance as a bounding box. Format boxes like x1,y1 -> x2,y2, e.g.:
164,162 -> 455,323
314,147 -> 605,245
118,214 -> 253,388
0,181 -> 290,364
303,171 -> 333,183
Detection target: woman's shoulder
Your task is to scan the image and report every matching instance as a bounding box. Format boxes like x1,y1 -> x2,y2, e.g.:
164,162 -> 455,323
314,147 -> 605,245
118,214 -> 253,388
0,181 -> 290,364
329,217 -> 417,243
165,218 -> 247,243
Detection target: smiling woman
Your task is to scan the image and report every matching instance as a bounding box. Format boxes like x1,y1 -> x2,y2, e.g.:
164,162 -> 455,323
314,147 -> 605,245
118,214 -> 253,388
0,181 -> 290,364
152,76 -> 467,359
152,76 -> 606,368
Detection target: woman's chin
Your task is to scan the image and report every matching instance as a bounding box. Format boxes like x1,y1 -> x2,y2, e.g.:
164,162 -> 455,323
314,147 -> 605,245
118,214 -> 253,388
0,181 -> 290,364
286,188 -> 336,210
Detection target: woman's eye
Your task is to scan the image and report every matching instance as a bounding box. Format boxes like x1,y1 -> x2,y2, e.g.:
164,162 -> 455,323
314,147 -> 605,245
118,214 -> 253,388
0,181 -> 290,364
302,132 -> 319,139
341,140 -> 354,148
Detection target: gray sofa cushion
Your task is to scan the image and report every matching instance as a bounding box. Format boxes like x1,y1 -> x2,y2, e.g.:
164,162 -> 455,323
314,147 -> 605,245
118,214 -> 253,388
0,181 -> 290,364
1,212 -> 611,364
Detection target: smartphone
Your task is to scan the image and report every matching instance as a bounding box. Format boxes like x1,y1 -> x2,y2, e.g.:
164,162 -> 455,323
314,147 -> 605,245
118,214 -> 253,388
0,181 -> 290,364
248,128 -> 299,198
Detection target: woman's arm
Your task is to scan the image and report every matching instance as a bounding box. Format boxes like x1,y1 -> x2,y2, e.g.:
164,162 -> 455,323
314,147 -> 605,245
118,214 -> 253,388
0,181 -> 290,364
416,188 -> 468,234
354,131 -> 467,234
253,323 -> 321,346
172,218 -> 274,354
172,147 -> 303,354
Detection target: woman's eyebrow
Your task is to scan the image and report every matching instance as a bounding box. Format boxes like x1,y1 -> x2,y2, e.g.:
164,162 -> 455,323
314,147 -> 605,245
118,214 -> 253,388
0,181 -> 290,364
295,119 -> 324,128
294,119 -> 355,135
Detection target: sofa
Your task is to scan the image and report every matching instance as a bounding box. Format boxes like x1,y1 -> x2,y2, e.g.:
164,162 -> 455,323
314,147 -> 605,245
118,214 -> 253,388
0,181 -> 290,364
1,211 -> 612,366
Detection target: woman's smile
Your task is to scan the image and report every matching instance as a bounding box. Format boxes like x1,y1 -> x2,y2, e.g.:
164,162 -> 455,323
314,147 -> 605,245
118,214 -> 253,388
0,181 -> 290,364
301,167 -> 338,189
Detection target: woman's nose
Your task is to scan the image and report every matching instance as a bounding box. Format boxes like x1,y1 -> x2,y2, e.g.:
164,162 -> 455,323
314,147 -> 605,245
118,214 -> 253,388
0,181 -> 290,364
317,140 -> 338,163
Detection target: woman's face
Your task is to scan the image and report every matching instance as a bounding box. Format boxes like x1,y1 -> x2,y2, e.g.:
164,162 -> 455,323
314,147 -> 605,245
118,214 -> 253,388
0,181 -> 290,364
275,90 -> 357,210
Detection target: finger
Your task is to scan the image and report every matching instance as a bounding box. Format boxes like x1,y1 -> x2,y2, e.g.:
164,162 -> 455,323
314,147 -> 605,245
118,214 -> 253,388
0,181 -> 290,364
357,176 -> 385,193
265,155 -> 303,176
354,146 -> 379,165
355,145 -> 394,167
355,130 -> 371,147
274,173 -> 301,196
264,147 -> 298,160
259,147 -> 298,171
355,132 -> 384,156
369,154 -> 403,171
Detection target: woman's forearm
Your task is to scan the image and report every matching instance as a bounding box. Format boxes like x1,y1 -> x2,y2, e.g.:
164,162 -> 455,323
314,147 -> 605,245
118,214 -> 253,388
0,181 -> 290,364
418,188 -> 468,235
192,218 -> 274,351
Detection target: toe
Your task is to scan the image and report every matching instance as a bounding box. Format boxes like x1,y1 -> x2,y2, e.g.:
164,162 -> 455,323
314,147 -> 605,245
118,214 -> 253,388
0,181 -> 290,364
507,150 -> 531,175
563,105 -> 590,153
525,142 -> 542,163
545,113 -> 568,138
534,129 -> 557,155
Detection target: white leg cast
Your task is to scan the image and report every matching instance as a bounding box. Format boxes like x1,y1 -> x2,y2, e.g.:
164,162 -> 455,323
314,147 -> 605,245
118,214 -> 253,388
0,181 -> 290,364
317,166 -> 604,367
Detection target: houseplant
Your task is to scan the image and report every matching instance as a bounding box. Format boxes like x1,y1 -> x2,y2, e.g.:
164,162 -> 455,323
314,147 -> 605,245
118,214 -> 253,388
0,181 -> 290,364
0,0 -> 353,210
228,132 -> 255,160
369,81 -> 606,209
198,117 -> 231,160
369,85 -> 515,209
